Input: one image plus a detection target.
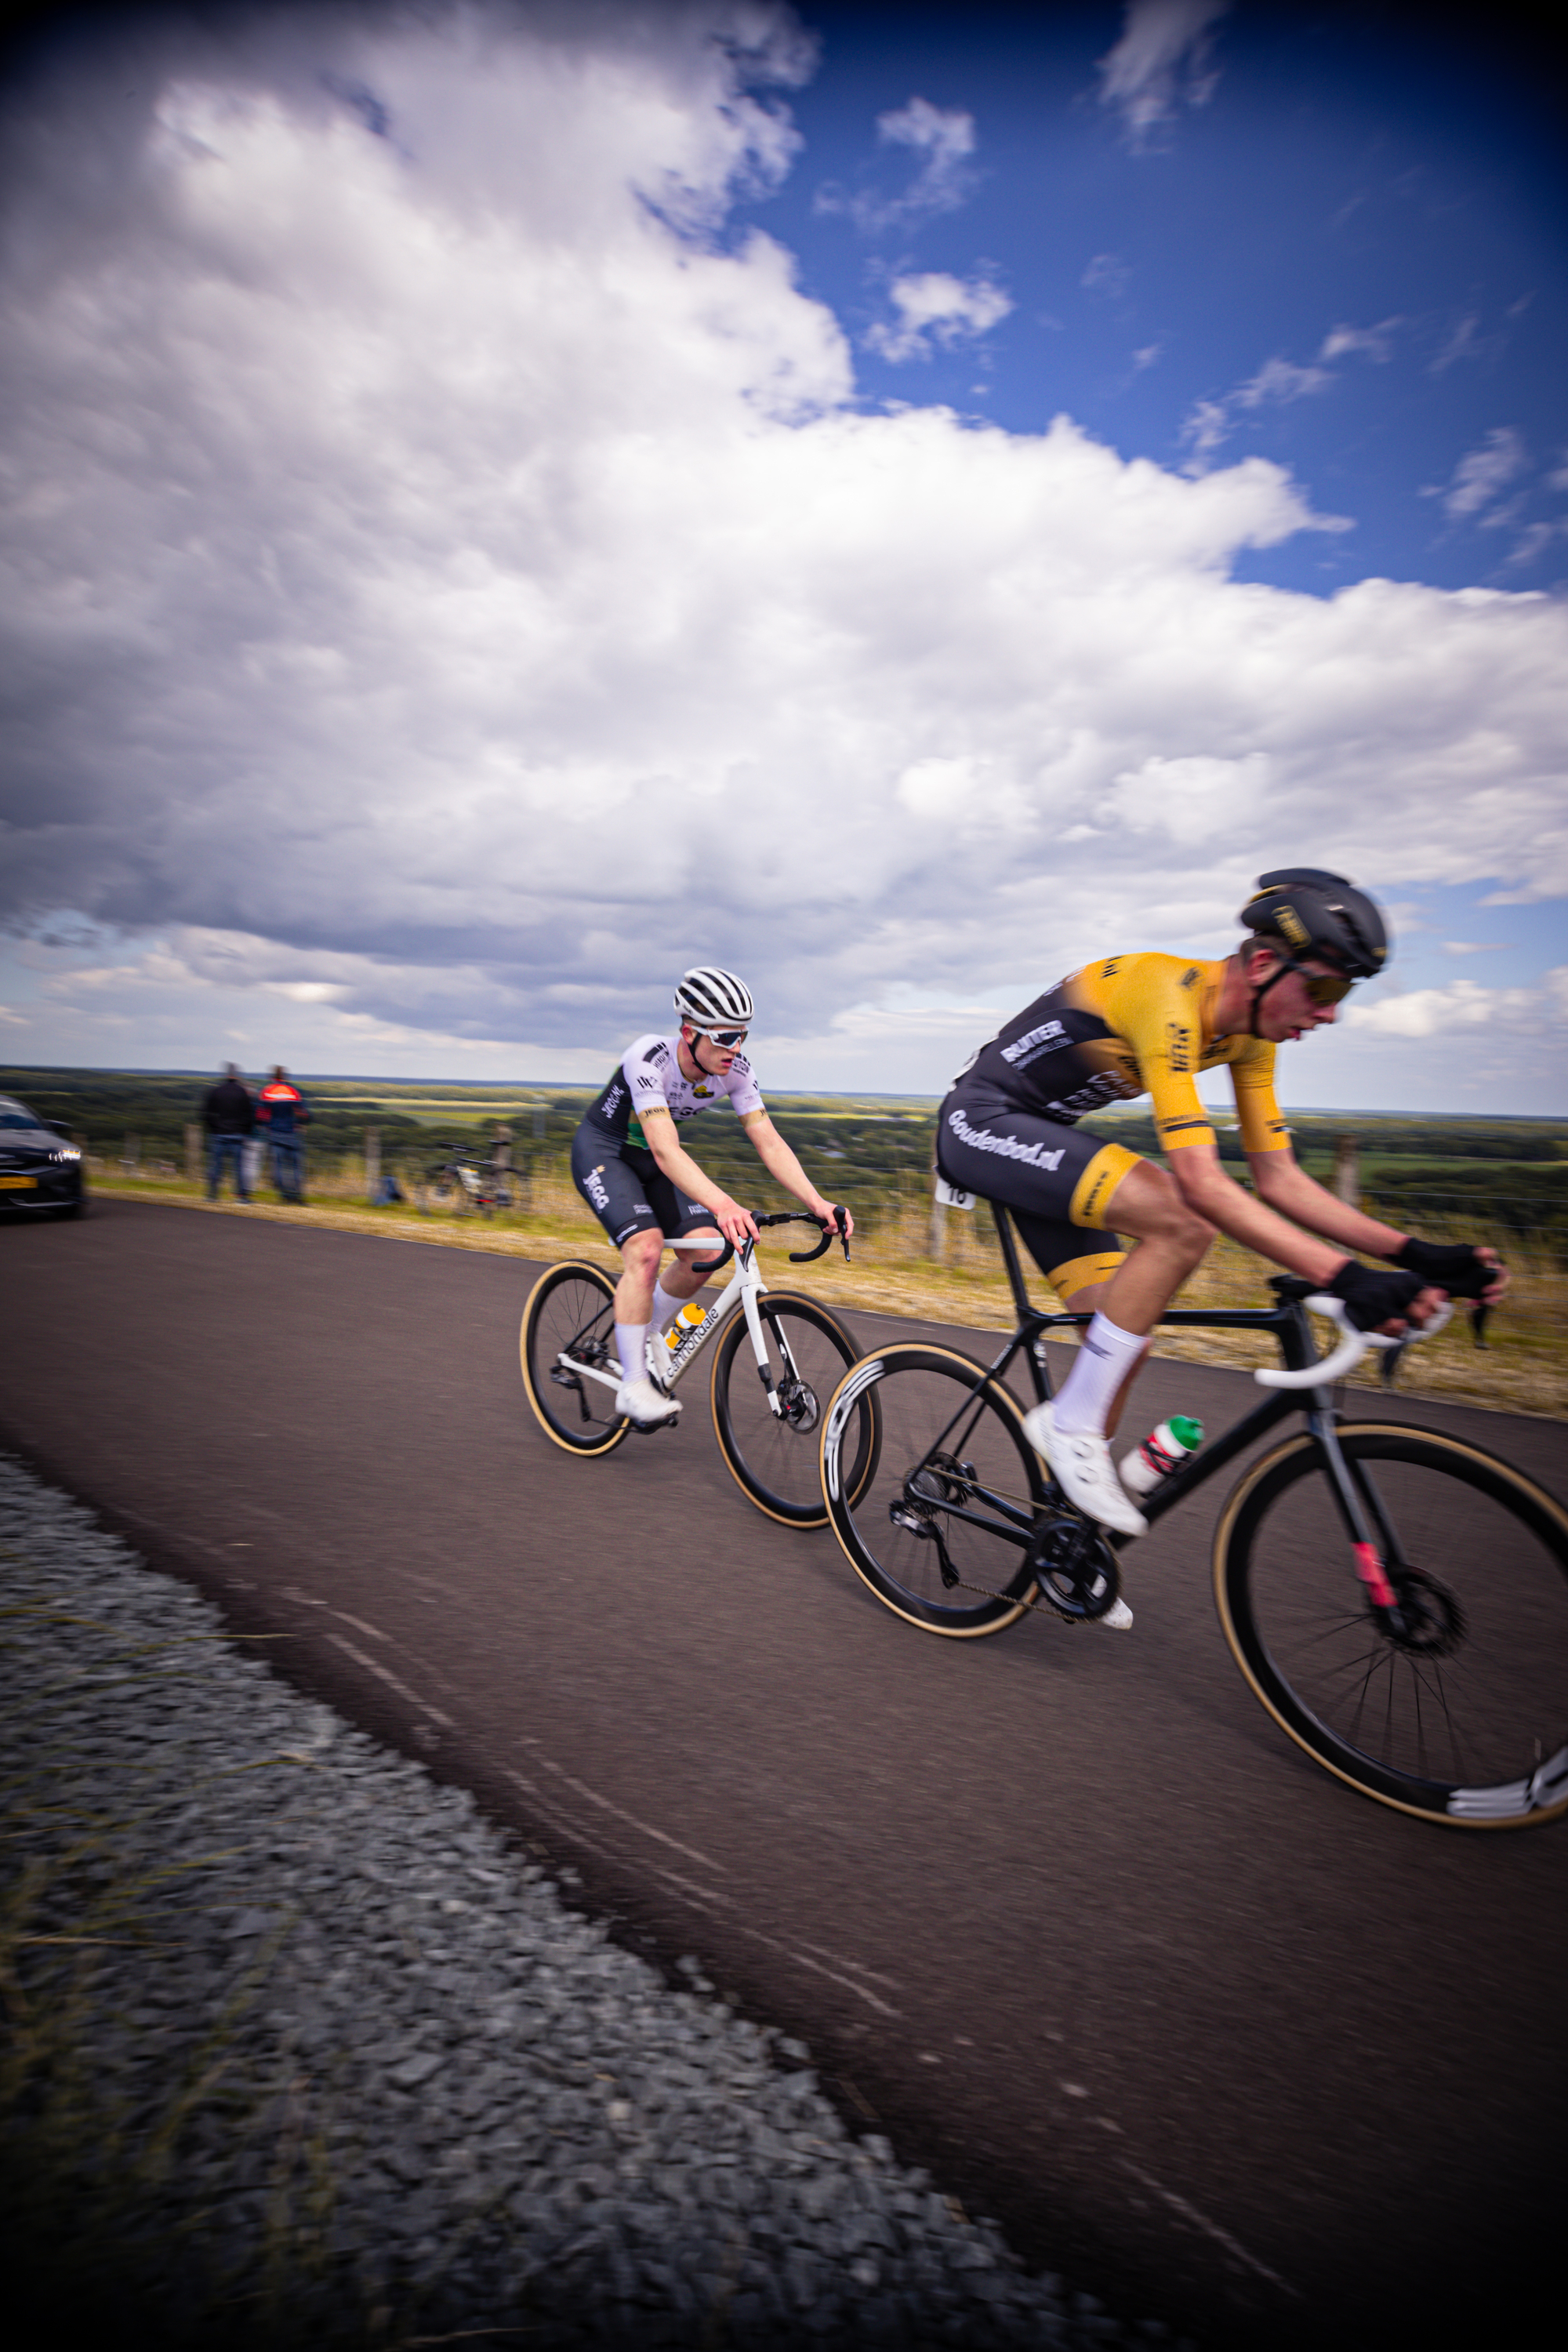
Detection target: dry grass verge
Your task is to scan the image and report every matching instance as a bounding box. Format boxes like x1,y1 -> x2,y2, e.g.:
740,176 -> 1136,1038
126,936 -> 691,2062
89,1172 -> 1567,1420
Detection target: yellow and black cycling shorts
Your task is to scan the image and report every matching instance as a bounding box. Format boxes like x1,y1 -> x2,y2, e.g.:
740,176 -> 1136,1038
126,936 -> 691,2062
935,1079 -> 1141,1300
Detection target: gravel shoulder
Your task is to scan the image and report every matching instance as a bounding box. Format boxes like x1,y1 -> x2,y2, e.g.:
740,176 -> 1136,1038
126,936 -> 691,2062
2,1451 -> 1181,2350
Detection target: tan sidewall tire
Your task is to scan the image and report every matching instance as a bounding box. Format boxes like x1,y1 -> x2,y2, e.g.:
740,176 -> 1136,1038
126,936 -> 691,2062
819,1342 -> 1038,1637
709,1292 -> 866,1530
1212,1421 -> 1568,1828
521,1260 -> 630,1457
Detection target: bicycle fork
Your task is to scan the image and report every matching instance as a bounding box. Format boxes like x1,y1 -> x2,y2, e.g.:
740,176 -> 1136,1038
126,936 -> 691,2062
1311,1406 -> 1406,1619
741,1283 -> 800,1419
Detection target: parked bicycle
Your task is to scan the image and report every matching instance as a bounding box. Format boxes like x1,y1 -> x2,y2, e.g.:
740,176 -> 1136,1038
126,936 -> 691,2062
521,1212 -> 877,1528
419,1152 -> 515,1217
818,1201 -> 1568,1829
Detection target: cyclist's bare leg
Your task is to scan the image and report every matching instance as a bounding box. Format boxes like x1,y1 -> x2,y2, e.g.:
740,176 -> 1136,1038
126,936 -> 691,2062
1058,1161 -> 1214,1438
614,1227 -> 666,1327
655,1229 -> 722,1307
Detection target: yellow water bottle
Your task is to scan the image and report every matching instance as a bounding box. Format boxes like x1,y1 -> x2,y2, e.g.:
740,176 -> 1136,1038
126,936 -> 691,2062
667,1300 -> 705,1347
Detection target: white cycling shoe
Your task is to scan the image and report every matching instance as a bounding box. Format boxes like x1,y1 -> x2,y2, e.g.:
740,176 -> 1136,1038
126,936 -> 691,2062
1021,1401 -> 1148,1540
615,1374 -> 681,1428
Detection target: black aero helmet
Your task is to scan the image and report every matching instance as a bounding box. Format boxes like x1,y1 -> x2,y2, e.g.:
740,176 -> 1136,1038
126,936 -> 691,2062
673,966 -> 754,1029
1240,869 -> 1389,978
1238,869 -> 1388,1035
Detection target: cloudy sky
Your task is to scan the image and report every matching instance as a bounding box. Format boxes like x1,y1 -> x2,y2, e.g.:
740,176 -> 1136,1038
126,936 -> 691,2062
1,0 -> 1563,1111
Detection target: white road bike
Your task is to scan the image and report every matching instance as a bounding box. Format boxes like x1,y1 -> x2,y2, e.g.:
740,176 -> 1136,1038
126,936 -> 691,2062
521,1212 -> 878,1529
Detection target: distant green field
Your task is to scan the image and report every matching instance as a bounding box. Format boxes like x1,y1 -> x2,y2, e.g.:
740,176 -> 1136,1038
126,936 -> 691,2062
6,1062 -> 1563,1261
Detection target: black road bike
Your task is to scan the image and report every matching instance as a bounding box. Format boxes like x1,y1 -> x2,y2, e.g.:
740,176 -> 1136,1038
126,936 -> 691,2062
818,1203 -> 1568,1829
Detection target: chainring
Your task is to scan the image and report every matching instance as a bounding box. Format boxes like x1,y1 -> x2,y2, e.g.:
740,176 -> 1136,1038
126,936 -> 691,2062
1025,1512 -> 1123,1623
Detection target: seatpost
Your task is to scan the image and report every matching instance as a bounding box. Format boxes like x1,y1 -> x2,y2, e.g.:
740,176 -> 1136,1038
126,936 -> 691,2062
990,1203 -> 1034,1323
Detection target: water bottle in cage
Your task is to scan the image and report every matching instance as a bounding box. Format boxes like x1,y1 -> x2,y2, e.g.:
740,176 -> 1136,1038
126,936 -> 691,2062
666,1300 -> 706,1348
1120,1415 -> 1203,1497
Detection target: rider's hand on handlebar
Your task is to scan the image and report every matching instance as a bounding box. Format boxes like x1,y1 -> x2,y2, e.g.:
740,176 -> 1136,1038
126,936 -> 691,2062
1394,1236 -> 1509,1306
1325,1258 -> 1436,1338
713,1197 -> 760,1246
816,1200 -> 854,1241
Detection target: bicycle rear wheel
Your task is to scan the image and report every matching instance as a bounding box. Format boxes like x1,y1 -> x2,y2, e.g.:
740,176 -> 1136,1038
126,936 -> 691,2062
820,1345 -> 1044,1635
710,1294 -> 872,1527
1215,1423 -> 1568,1827
521,1261 -> 629,1457
422,1162 -> 470,1215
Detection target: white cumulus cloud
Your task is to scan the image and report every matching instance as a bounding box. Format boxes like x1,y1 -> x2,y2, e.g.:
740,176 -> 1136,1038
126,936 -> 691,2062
866,272 -> 1012,362
1441,428 -> 1528,519
1344,976 -> 1559,1040
816,94 -> 975,231
0,0 -> 1564,1096
1097,0 -> 1230,146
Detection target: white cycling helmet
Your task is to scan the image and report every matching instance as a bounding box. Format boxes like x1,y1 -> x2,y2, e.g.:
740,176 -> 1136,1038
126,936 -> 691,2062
673,966 -> 754,1030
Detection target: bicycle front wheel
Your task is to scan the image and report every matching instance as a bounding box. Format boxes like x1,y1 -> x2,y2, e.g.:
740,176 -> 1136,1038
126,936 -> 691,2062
521,1261 -> 629,1457
710,1294 -> 872,1527
820,1345 -> 1044,1635
1215,1423 -> 1568,1828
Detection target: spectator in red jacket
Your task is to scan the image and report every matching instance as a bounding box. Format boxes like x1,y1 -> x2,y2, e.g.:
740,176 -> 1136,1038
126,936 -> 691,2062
256,1067 -> 310,1203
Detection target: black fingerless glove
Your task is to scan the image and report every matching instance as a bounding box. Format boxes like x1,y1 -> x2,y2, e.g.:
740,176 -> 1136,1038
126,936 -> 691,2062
1324,1260 -> 1425,1334
1393,1237 -> 1496,1298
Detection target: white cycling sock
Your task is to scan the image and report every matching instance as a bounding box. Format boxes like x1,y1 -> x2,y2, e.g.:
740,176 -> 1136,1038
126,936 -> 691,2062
1050,1312 -> 1148,1437
615,1323 -> 649,1385
650,1282 -> 684,1335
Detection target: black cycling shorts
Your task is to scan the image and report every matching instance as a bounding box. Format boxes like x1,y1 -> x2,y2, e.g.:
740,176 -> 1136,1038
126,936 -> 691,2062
571,1120 -> 718,1249
935,1079 -> 1141,1299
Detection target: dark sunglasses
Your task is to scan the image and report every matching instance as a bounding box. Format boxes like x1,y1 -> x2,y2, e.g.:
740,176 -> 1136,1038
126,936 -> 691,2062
1280,960 -> 1356,1006
695,1025 -> 749,1048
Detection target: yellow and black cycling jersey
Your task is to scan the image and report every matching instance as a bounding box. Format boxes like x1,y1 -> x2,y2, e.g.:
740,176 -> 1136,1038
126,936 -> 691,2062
961,953 -> 1290,1159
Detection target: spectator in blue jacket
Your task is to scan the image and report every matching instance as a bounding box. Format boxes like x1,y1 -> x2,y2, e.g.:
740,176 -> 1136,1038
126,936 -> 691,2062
257,1067 -> 310,1203
201,1065 -> 255,1202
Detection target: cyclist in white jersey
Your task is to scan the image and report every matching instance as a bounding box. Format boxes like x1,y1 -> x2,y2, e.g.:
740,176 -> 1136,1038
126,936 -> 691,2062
571,967 -> 851,1428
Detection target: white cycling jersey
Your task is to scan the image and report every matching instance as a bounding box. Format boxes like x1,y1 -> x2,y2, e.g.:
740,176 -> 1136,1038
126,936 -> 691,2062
584,1033 -> 764,1152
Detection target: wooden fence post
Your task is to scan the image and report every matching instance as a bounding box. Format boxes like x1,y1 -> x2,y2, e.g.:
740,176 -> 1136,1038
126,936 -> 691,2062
185,1124 -> 202,1185
927,1142 -> 947,1263
1332,1134 -> 1359,1207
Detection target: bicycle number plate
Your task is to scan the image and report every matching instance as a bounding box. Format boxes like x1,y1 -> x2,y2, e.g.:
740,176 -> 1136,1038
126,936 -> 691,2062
934,1177 -> 975,1210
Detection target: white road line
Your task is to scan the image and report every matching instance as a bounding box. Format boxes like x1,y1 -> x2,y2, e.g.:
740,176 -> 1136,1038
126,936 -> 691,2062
325,1632 -> 454,1729
535,1758 -> 728,1875
329,1608 -> 390,1644
506,1771 -> 903,2020
1120,2160 -> 1300,2296
784,1933 -> 903,1993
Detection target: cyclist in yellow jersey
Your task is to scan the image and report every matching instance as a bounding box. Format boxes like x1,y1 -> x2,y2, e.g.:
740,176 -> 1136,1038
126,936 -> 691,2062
938,869 -> 1509,1573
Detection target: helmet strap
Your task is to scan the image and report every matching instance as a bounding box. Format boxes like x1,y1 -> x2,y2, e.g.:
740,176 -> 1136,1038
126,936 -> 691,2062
1247,949 -> 1292,1038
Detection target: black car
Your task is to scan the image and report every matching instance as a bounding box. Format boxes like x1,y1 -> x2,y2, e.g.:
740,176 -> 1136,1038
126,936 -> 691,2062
0,1093 -> 87,1218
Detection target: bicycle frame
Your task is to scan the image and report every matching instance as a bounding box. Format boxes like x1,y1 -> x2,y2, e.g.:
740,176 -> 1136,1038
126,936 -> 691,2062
555,1233 -> 805,1419
911,1203 -> 1402,1574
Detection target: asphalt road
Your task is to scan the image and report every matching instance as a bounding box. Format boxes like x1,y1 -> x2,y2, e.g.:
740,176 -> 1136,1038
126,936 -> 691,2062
3,1198 -> 1563,2349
